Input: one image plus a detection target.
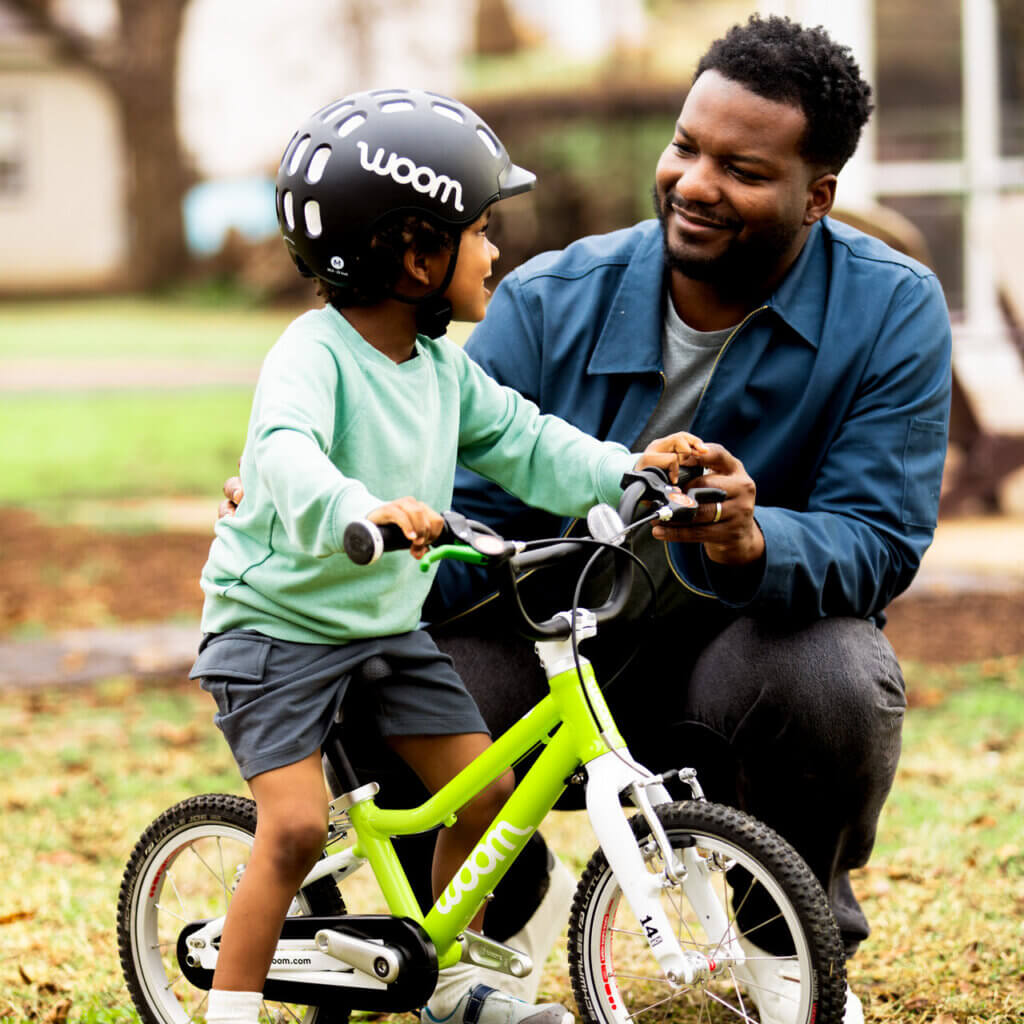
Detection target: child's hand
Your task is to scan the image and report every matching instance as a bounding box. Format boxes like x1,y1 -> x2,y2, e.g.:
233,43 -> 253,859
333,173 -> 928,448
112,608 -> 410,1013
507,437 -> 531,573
636,431 -> 709,483
368,498 -> 444,559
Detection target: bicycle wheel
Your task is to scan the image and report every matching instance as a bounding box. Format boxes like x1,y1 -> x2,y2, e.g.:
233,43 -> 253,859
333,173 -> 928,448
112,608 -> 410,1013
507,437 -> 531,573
117,793 -> 348,1024
568,800 -> 846,1024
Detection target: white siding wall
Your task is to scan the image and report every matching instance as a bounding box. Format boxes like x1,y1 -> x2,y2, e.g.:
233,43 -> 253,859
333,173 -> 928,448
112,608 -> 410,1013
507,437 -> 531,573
0,66 -> 126,292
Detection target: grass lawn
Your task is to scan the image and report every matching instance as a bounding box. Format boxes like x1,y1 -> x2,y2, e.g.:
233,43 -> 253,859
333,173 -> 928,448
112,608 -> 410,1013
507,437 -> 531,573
0,392 -> 253,505
0,297 -> 287,363
0,297 -> 474,508
0,658 -> 1020,1024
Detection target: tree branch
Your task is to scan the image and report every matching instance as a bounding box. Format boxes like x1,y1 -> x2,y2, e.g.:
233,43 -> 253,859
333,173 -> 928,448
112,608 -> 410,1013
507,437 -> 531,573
4,0 -> 109,75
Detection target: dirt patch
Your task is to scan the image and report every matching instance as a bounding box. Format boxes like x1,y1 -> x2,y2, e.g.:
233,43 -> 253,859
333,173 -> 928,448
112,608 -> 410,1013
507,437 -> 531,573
2,508 -> 1022,665
1,508 -> 208,635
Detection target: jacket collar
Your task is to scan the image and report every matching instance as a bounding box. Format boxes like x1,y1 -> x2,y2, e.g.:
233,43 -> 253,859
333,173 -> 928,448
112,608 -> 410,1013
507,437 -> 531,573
764,219 -> 828,350
587,221 -> 667,375
587,219 -> 830,377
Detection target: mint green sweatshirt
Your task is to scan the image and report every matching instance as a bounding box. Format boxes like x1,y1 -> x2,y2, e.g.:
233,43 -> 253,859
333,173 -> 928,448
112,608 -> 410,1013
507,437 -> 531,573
199,306 -> 637,643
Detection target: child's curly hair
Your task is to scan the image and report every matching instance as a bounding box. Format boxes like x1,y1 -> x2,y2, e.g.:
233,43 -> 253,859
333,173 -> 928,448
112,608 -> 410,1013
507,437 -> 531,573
695,14 -> 874,173
317,213 -> 458,309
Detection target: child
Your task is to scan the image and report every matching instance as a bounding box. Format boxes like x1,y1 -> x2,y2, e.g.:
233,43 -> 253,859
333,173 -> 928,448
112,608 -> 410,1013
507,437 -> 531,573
191,88 -> 704,1024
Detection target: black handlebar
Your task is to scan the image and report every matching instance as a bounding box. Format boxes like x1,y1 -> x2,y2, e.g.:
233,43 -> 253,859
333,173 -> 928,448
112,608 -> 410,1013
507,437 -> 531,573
343,465 -> 726,641
343,512 -> 509,566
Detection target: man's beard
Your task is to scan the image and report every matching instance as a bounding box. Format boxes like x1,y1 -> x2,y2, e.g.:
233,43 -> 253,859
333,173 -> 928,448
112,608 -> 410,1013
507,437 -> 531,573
652,184 -> 800,289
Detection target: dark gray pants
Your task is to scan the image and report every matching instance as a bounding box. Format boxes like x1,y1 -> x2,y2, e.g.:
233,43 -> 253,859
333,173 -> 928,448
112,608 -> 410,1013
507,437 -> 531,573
340,614 -> 905,957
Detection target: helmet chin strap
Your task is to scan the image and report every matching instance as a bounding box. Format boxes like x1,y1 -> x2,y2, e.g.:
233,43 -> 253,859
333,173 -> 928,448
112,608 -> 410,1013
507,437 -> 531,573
393,237 -> 461,340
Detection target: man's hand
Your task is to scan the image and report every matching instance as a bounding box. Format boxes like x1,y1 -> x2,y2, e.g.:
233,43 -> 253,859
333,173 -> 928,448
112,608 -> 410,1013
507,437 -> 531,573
651,442 -> 765,566
636,431 -> 709,481
219,476 -> 243,519
368,497 -> 444,559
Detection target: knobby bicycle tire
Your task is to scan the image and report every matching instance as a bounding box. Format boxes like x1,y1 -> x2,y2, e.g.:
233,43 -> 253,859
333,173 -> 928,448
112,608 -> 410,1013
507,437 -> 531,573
117,793 -> 348,1024
568,800 -> 847,1024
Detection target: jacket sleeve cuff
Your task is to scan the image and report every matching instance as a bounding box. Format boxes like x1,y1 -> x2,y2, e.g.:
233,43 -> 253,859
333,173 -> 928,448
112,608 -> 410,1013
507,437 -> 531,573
701,548 -> 767,606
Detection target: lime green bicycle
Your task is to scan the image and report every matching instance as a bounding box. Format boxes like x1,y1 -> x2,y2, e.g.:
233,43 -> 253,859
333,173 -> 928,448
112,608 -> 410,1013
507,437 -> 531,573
117,467 -> 847,1024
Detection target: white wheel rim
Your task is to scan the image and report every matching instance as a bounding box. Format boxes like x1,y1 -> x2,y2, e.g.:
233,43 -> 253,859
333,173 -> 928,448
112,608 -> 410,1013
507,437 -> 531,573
583,831 -> 816,1024
129,821 -> 319,1024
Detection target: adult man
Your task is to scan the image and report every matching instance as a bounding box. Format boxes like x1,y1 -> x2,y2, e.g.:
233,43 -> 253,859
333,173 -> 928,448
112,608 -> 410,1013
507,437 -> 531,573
421,14 -> 950,1023
223,15 -> 951,1023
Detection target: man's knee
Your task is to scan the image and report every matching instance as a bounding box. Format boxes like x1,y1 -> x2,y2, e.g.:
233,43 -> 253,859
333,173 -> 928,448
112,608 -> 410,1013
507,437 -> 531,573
689,616 -> 906,763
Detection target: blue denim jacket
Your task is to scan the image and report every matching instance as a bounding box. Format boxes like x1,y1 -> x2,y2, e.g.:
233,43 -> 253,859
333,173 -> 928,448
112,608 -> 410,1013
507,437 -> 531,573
432,217 -> 951,626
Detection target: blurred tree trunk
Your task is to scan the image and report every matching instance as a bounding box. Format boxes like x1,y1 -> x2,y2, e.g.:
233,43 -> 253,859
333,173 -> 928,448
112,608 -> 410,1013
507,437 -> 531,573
10,0 -> 192,290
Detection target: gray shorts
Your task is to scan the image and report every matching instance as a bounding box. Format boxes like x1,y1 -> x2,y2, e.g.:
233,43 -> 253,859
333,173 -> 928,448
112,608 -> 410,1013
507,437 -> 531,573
189,629 -> 488,780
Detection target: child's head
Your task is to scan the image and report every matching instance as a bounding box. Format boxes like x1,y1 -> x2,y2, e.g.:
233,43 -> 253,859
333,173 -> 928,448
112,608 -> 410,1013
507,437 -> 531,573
275,89 -> 535,336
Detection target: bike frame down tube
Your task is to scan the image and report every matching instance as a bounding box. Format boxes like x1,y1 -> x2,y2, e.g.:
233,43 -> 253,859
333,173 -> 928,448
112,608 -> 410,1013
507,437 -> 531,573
344,659 -> 616,968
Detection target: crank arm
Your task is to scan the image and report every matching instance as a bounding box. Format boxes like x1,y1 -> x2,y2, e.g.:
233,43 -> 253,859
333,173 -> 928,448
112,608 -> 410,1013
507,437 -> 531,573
459,929 -> 532,978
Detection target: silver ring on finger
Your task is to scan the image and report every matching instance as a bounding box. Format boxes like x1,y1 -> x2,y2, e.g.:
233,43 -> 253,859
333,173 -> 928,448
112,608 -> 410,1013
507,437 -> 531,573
712,501 -> 723,524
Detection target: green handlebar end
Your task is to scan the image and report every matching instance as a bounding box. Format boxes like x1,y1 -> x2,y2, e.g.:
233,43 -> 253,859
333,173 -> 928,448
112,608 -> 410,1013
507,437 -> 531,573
419,545 -> 490,572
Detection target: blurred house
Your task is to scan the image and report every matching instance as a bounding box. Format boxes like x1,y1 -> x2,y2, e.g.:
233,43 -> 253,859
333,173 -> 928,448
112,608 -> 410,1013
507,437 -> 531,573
0,0 -> 127,294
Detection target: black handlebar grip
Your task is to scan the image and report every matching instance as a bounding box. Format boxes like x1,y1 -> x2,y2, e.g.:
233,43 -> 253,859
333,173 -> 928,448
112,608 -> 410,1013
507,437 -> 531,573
343,520 -> 409,565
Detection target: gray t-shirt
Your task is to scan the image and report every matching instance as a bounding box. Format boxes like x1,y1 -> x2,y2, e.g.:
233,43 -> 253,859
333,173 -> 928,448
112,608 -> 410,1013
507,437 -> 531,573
618,298 -> 735,620
636,298 -> 733,448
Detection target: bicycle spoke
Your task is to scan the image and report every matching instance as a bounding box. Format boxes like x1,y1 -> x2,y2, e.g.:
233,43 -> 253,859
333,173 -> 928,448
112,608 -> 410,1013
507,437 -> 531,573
153,901 -> 189,924
163,969 -> 185,991
624,986 -> 689,1020
613,970 -> 674,984
735,910 -> 786,948
186,989 -> 210,1023
189,843 -> 231,899
703,984 -> 759,1021
664,882 -> 702,950
167,868 -> 187,920
218,836 -> 229,903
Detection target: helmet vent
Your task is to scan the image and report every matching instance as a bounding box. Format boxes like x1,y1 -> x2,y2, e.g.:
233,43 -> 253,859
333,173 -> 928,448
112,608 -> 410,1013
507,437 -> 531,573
319,100 -> 353,122
476,127 -> 499,157
287,135 -> 311,176
380,99 -> 415,113
432,103 -> 465,124
282,190 -> 295,231
304,200 -> 323,238
336,113 -> 366,138
306,145 -> 331,184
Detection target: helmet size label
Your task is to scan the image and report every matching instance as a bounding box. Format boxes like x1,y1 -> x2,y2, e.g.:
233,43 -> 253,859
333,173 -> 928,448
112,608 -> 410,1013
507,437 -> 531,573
356,141 -> 465,212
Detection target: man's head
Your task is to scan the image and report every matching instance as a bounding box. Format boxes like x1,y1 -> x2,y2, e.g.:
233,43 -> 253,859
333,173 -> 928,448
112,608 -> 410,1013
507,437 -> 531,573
695,15 -> 873,175
653,15 -> 873,300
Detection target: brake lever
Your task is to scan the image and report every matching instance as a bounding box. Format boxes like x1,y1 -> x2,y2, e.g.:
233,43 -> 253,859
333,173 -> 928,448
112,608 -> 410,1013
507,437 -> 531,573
661,486 -> 728,524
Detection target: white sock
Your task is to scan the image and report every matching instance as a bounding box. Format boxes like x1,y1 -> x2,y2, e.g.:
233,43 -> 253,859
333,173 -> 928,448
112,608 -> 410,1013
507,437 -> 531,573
427,961 -> 486,1018
205,989 -> 263,1024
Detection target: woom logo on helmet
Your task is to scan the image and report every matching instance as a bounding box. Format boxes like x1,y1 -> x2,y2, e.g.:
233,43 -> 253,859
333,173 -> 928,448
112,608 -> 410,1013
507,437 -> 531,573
356,141 -> 465,212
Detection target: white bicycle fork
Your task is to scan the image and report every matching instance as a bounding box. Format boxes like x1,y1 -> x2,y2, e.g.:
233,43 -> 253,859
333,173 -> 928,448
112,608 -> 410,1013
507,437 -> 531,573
584,751 -> 744,984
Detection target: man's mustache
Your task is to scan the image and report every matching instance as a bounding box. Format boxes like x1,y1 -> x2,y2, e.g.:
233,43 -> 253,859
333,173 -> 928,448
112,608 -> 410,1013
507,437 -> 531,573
664,195 -> 740,231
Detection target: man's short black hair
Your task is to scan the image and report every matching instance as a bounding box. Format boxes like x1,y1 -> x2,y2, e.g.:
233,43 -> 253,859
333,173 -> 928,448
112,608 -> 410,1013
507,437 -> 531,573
695,14 -> 873,173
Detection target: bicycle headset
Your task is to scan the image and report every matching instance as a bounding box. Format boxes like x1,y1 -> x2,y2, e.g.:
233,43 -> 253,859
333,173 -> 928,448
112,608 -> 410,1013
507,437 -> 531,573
275,88 -> 536,337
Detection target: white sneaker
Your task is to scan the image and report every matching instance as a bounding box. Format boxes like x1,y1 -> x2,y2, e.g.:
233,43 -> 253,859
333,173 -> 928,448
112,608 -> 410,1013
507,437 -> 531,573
732,939 -> 862,1023
479,852 -> 577,1004
421,984 -> 573,1024
843,984 -> 864,1024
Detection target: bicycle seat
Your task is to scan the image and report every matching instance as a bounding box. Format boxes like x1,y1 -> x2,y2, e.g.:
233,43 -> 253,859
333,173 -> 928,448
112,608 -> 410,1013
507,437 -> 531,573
356,655 -> 393,683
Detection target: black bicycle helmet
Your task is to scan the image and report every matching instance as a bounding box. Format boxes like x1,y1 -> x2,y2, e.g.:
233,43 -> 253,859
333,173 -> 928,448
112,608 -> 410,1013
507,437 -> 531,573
276,88 -> 535,334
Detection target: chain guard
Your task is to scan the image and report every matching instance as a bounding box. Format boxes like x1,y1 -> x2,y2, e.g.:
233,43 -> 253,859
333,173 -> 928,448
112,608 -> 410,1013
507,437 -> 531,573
177,914 -> 438,1011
